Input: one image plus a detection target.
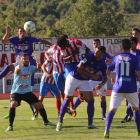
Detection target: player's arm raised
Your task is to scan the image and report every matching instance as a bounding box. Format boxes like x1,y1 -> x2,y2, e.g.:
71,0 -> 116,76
44,52 -> 53,63
32,52 -> 41,71
2,26 -> 11,44
39,39 -> 53,46
15,56 -> 23,75
77,63 -> 99,80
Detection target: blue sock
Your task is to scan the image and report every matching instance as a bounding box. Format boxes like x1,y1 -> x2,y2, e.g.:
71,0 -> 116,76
101,101 -> 106,118
124,104 -> 132,120
105,111 -> 115,132
59,99 -> 70,123
0,65 -> 10,79
87,99 -> 94,126
74,97 -> 82,109
133,110 -> 140,133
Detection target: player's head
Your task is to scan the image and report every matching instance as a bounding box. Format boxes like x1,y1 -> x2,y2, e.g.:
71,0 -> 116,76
17,26 -> 26,40
57,35 -> 69,50
60,34 -> 68,39
130,37 -> 138,51
132,27 -> 140,40
21,53 -> 29,67
93,39 -> 101,50
122,39 -> 131,51
94,46 -> 106,60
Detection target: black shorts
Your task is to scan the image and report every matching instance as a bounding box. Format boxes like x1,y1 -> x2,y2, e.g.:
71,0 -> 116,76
10,92 -> 39,106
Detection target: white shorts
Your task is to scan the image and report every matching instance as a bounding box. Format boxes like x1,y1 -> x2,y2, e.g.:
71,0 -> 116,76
65,74 -> 92,96
89,80 -> 106,96
110,91 -> 139,109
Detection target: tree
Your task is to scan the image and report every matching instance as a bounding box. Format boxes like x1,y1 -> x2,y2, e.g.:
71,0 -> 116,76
47,0 -> 130,37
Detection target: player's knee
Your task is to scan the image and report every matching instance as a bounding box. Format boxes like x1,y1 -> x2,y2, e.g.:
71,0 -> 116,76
100,95 -> 106,102
10,101 -> 18,108
55,95 -> 61,100
37,102 -> 44,109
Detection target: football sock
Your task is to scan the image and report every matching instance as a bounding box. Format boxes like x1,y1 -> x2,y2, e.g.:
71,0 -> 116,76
56,100 -> 61,115
133,110 -> 140,133
35,100 -> 43,115
70,96 -> 74,106
58,99 -> 70,123
74,96 -> 82,109
101,101 -> 106,118
9,108 -> 15,127
87,99 -> 94,126
0,65 -> 10,79
124,104 -> 132,120
105,111 -> 115,132
39,108 -> 48,123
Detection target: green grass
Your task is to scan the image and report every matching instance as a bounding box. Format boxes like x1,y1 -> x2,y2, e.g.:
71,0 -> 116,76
0,96 -> 139,140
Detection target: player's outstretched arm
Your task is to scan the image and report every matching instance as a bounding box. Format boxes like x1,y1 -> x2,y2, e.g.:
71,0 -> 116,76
32,52 -> 41,71
39,38 -> 53,46
77,63 -> 99,80
15,56 -> 23,75
106,70 -> 115,84
2,26 -> 11,44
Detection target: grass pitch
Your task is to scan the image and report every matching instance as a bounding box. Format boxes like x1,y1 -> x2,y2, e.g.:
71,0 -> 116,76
0,96 -> 139,140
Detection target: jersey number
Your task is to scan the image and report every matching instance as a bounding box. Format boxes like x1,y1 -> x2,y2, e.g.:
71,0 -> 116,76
120,61 -> 130,76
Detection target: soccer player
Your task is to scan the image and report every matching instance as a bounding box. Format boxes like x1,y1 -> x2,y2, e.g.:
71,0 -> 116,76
2,26 -> 52,118
33,59 -> 61,119
45,44 -> 65,101
5,53 -> 55,131
132,27 -> 140,49
56,46 -> 107,131
121,37 -> 140,123
74,39 -> 111,120
104,39 -> 140,138
57,35 -> 90,116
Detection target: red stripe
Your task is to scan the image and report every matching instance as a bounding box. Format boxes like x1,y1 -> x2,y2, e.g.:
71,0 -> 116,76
58,50 -> 63,72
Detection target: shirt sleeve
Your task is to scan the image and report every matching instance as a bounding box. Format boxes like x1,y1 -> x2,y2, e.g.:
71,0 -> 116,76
80,53 -> 90,68
29,36 -> 40,43
75,40 -> 87,50
9,36 -> 16,44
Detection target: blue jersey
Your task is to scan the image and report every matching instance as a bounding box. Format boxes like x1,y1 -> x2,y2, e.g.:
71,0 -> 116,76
108,53 -> 140,93
11,65 -> 36,94
90,50 -> 111,81
9,36 -> 40,60
70,53 -> 107,80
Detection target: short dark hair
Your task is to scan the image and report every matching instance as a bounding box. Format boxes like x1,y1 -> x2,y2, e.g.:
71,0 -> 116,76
130,36 -> 138,44
57,36 -> 67,46
97,46 -> 106,54
20,53 -> 28,58
60,34 -> 68,39
18,26 -> 25,31
132,27 -> 140,34
93,39 -> 101,44
122,39 -> 131,51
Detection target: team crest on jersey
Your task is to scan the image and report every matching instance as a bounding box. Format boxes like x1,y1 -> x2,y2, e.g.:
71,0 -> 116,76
19,83 -> 29,89
82,58 -> 87,63
18,43 -> 29,51
20,74 -> 30,80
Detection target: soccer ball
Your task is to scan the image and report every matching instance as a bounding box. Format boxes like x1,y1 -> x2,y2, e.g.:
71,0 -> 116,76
24,21 -> 35,33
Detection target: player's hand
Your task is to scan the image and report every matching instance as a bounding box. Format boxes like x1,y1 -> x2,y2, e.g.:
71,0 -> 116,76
92,74 -> 100,80
47,74 -> 53,78
16,55 -> 23,69
72,48 -> 79,56
105,57 -> 112,64
6,26 -> 11,34
32,51 -> 40,64
111,77 -> 115,84
95,84 -> 102,90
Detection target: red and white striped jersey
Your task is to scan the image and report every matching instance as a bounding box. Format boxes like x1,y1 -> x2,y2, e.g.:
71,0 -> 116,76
137,42 -> 140,50
47,45 -> 65,74
41,60 -> 55,84
60,38 -> 87,63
